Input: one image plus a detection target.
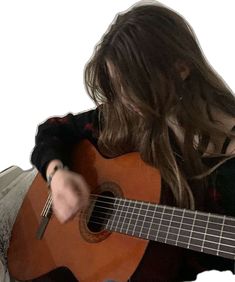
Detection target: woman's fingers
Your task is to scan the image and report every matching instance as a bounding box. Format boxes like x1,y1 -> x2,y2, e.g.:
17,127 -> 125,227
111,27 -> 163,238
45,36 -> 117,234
50,169 -> 90,223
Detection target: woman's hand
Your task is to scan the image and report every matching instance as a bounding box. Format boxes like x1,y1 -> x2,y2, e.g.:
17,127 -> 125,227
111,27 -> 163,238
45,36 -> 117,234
49,168 -> 90,224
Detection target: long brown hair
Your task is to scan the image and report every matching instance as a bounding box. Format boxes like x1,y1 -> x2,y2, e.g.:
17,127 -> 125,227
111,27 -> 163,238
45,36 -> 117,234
84,1 -> 235,209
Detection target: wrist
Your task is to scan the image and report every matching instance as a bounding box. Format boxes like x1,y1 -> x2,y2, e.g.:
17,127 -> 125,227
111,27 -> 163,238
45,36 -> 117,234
46,160 -> 63,177
46,160 -> 68,187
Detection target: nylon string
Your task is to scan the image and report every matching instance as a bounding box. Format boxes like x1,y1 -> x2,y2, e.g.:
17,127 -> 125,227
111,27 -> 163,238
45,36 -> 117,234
40,193 -> 235,254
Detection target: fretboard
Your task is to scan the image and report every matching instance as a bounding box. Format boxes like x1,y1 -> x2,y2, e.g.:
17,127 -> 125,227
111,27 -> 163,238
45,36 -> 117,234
104,198 -> 235,260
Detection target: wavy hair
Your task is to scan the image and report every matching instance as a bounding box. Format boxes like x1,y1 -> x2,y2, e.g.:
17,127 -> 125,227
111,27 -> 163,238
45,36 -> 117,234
84,1 -> 235,209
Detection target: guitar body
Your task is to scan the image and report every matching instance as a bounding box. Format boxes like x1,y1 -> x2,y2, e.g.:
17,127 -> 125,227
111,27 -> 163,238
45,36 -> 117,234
8,141 -> 161,282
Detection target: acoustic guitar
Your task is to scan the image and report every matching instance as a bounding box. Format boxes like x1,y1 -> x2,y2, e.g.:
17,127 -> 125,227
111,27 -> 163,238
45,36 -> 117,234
8,140 -> 235,282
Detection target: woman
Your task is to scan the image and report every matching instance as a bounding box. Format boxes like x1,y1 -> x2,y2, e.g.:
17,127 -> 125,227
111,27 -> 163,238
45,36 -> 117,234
30,1 -> 235,281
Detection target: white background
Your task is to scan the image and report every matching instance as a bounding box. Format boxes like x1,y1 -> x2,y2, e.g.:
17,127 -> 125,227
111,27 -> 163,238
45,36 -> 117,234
0,0 -> 235,173
0,1 -> 235,280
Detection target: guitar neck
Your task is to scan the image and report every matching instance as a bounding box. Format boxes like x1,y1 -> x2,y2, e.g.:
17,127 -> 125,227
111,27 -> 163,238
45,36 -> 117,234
101,198 -> 235,260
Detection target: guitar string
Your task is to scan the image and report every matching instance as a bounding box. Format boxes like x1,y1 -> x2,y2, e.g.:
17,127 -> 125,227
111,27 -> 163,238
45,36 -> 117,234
41,194 -> 52,216
44,193 -> 235,224
90,207 -> 234,236
84,212 -> 235,250
87,197 -> 235,236
92,200 -> 235,229
41,200 -> 234,253
89,197 -> 235,230
42,194 -> 235,237
40,196 -> 235,254
41,195 -> 235,255
44,195 -> 53,216
83,209 -> 235,243
80,217 -> 235,258
90,194 -> 235,223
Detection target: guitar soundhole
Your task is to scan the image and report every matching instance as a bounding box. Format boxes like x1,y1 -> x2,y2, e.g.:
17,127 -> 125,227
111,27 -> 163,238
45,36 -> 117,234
87,191 -> 114,233
79,181 -> 123,243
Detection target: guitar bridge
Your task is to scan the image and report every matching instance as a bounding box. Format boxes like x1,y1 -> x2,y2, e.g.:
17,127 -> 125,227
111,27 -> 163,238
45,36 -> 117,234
36,193 -> 53,240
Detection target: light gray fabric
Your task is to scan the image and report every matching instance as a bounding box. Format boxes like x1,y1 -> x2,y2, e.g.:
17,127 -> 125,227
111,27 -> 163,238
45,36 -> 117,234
0,166 -> 37,282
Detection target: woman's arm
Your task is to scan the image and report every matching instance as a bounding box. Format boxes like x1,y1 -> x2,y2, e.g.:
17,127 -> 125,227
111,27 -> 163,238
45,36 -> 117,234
31,108 -> 100,180
30,108 -> 100,223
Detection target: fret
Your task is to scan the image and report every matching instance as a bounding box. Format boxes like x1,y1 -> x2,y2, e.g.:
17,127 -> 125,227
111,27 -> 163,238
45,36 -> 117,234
125,201 -> 134,233
217,215 -> 226,256
118,198 -> 131,234
187,211 -> 208,252
177,210 -> 194,249
124,200 -> 139,236
128,201 -> 161,239
131,201 -> 144,237
157,206 -> 174,242
105,196 -> 235,260
201,237 -> 220,257
187,210 -> 197,249
201,213 -> 210,252
202,214 -> 224,256
114,198 -> 133,232
182,214 -> 219,255
138,202 -> 151,238
145,205 -> 165,241
206,214 -> 224,237
107,198 -> 122,231
184,213 -> 218,255
113,200 -> 133,236
146,204 -> 157,239
125,200 -> 139,235
164,206 -> 174,243
118,199 -> 126,230
175,209 -> 185,247
219,216 -> 235,258
166,208 -> 182,244
154,205 -> 166,242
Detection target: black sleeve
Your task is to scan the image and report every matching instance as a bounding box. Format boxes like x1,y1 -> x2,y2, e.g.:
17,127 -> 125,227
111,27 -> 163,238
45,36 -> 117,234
30,108 -> 100,180
214,157 -> 235,217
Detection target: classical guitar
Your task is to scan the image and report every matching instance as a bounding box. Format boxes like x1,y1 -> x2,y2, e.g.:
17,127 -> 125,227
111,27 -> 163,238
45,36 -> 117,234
8,140 -> 235,282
